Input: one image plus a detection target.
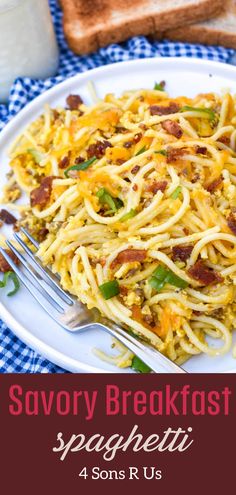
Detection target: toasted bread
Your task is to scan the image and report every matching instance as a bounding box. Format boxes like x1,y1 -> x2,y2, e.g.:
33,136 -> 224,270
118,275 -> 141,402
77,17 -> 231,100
61,0 -> 223,55
165,0 -> 236,49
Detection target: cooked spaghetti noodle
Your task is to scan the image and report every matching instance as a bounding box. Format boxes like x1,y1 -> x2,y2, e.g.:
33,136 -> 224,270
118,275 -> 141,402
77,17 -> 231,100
3,84 -> 236,367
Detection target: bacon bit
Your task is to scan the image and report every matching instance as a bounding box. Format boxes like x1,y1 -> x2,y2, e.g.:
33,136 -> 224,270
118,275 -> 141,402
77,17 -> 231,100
120,286 -> 128,296
66,94 -> 83,110
133,133 -> 142,143
217,136 -> 230,145
37,228 -> 49,242
146,180 -> 167,194
161,120 -> 183,139
0,209 -> 16,225
166,147 -> 186,163
150,102 -> 180,116
210,307 -> 223,318
116,126 -> 129,133
205,175 -> 223,193
124,133 -> 142,149
30,176 -> 54,208
172,245 -> 193,262
132,184 -> 138,191
188,260 -> 223,286
195,145 -> 207,154
131,165 -> 140,174
58,155 -> 70,169
87,140 -> 112,159
0,250 -> 20,273
159,80 -> 166,89
116,159 -> 125,165
111,249 -> 147,268
75,156 -> 84,164
192,173 -> 200,183
143,314 -> 156,327
124,140 -> 133,149
227,209 -> 236,235
139,123 -> 147,131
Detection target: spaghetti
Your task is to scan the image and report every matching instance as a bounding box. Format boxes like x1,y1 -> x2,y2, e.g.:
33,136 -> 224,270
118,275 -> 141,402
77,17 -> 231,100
2,84 -> 236,367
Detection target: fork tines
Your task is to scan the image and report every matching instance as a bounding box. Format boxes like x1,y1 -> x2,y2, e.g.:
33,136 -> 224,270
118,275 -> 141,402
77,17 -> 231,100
0,228 -> 75,322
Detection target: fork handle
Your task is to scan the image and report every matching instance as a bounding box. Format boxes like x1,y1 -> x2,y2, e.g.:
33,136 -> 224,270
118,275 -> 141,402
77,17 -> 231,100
98,322 -> 186,373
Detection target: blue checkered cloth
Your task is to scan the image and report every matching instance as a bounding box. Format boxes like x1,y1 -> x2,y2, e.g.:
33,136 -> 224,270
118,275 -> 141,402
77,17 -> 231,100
0,0 -> 234,372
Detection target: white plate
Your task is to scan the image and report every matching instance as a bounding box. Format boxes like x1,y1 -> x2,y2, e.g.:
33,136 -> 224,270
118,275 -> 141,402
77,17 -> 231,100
1,57 -> 236,373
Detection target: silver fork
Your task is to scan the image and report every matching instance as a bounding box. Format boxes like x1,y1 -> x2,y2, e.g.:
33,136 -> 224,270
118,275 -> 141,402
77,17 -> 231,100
0,227 -> 186,373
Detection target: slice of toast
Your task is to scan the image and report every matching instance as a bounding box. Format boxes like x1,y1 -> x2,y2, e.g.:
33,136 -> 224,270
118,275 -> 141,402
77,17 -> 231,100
61,0 -> 223,55
165,0 -> 236,49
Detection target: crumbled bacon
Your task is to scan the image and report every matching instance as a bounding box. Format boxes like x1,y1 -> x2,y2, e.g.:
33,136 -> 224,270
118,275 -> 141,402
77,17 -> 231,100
146,180 -> 167,194
124,141 -> 133,149
87,140 -> 112,159
59,155 -> 70,169
195,145 -> 207,155
139,124 -> 147,131
66,94 -> 83,110
166,147 -> 186,163
131,165 -> 140,174
188,260 -> 223,286
217,136 -> 230,145
192,173 -> 200,184
143,314 -> 156,327
111,249 -> 147,268
132,184 -> 138,191
116,126 -> 129,133
75,156 -> 84,164
0,250 -> 19,273
133,133 -> 142,143
30,176 -> 55,208
205,175 -> 223,193
150,102 -> 180,116
124,133 -> 142,149
227,209 -> 236,235
158,80 -> 166,90
172,245 -> 193,262
0,209 -> 16,225
37,228 -> 49,242
120,286 -> 128,296
161,120 -> 183,138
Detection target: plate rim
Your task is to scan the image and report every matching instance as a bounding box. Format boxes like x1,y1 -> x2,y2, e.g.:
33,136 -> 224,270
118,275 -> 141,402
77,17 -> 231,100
1,56 -> 236,373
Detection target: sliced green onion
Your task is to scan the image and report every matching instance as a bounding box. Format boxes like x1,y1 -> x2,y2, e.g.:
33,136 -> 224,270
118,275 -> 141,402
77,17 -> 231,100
149,276 -> 166,292
131,356 -> 151,373
27,149 -> 45,164
154,149 -> 167,156
152,265 -> 169,280
99,280 -> 120,300
149,265 -> 188,292
171,186 -> 182,199
114,197 -> 124,209
64,156 -> 97,177
96,187 -> 106,199
0,271 -> 20,296
135,146 -> 146,156
120,209 -> 137,222
166,271 -> 188,289
154,82 -> 165,92
96,188 -> 123,214
180,106 -> 216,122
